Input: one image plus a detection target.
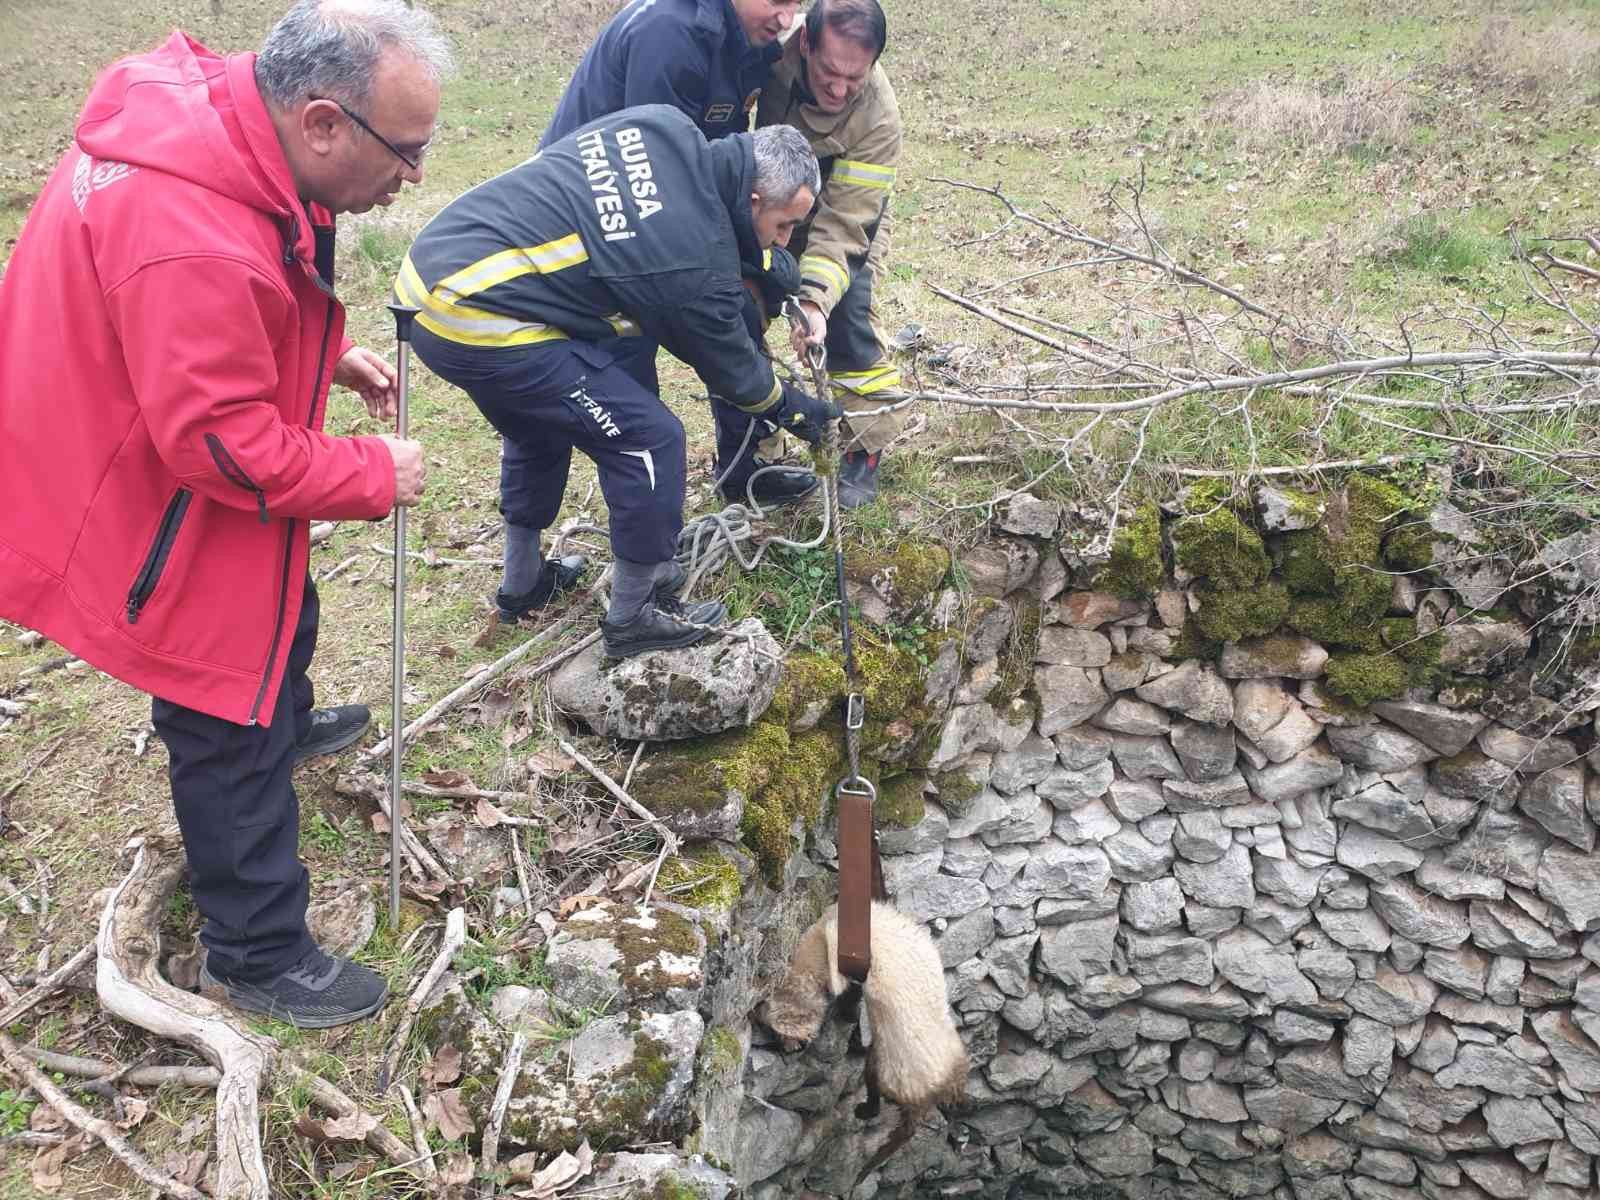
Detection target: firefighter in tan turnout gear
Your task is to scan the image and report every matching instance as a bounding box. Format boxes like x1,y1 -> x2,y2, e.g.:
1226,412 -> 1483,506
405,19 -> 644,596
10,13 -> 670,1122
759,0 -> 903,508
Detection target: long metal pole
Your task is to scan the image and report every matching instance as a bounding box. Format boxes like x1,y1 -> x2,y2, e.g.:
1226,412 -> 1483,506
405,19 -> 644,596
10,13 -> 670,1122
387,304 -> 419,931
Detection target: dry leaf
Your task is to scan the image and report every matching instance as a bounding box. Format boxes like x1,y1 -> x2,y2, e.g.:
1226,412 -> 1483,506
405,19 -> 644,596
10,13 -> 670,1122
476,687 -> 518,728
31,1143 -> 68,1192
116,1096 -> 150,1131
513,1140 -> 595,1198
423,768 -> 472,789
526,748 -> 575,778
30,1103 -> 66,1133
322,1111 -> 380,1141
500,717 -> 534,750
369,810 -> 390,834
423,1088 -> 475,1142
474,798 -> 506,828
506,1151 -> 542,1182
422,1042 -> 463,1087
557,893 -> 604,918
474,611 -> 502,648
163,1149 -> 207,1187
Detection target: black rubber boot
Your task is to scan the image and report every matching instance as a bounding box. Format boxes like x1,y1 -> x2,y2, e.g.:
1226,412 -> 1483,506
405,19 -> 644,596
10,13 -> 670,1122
200,946 -> 389,1029
719,462 -> 820,508
293,705 -> 371,764
494,554 -> 588,621
601,603 -> 720,658
838,450 -> 880,511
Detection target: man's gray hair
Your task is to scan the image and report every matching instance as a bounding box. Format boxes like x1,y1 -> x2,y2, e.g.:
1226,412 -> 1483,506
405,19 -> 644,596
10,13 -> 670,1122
751,125 -> 821,207
256,0 -> 454,110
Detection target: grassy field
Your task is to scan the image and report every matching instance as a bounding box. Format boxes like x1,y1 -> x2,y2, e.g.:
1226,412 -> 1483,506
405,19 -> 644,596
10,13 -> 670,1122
2,0 -> 1600,1194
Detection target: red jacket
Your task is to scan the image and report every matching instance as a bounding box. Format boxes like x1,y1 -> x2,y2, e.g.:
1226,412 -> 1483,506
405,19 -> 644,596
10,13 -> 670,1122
0,33 -> 396,726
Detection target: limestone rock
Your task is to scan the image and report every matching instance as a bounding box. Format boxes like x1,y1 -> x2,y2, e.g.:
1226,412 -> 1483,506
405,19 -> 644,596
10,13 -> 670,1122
1479,726 -> 1577,773
551,618 -> 782,739
1346,965 -> 1440,1025
1369,877 -> 1471,948
1537,527 -> 1600,624
961,537 -> 1039,598
1439,619 -> 1533,675
1520,766 -> 1595,851
1218,634 -> 1329,680
1136,660 -> 1236,726
1035,665 -> 1110,735
1234,678 -> 1295,741
1326,720 -> 1437,772
999,492 -> 1062,538
1336,825 -> 1424,881
1174,842 -> 1256,909
1370,700 -> 1489,757
1435,1042 -> 1555,1097
1108,731 -> 1185,779
1243,744 -> 1345,803
1256,703 -> 1324,764
1215,927 -> 1316,1005
1172,719 -> 1239,782
1537,842 -> 1600,931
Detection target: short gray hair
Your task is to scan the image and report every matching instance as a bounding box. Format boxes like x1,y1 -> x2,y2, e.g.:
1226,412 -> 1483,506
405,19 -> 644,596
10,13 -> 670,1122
751,125 -> 821,207
256,0 -> 454,110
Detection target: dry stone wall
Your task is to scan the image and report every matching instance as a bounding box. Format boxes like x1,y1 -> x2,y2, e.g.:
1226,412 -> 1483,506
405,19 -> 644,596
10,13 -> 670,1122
735,479 -> 1600,1199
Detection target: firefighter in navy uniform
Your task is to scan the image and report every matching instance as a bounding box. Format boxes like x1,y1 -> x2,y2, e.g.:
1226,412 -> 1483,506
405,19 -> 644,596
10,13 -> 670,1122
395,108 -> 837,657
759,0 -> 903,508
539,0 -> 821,524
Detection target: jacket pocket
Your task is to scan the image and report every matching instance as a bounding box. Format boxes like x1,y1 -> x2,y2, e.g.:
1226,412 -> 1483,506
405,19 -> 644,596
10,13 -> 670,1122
205,433 -> 269,524
126,488 -> 193,625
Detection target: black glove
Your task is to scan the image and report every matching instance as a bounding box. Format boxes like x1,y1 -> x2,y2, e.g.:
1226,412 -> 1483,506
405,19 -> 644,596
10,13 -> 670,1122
740,245 -> 802,336
761,380 -> 841,446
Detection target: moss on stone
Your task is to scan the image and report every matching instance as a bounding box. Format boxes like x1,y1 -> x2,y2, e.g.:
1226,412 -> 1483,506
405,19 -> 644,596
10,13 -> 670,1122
740,725 -> 846,886
933,763 -> 986,817
652,1178 -> 710,1200
1194,580 -> 1290,643
560,903 -> 702,1000
654,850 -> 744,913
1382,519 -> 1436,574
1169,619 -> 1224,663
698,1024 -> 743,1083
1100,502 -> 1164,599
1172,507 -> 1269,590
1323,652 -> 1409,707
846,539 -> 951,617
1379,618 -> 1442,667
1279,529 -> 1335,595
877,771 -> 929,829
1287,596 -> 1383,652
767,651 -> 847,729
635,722 -> 789,818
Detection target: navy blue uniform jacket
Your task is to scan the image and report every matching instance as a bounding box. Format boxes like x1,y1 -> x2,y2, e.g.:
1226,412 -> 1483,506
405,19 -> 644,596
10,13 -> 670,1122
542,0 -> 778,148
398,105 -> 783,416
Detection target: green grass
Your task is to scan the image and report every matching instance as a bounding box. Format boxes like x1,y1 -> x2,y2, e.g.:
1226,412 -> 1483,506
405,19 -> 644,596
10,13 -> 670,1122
1382,213 -> 1496,274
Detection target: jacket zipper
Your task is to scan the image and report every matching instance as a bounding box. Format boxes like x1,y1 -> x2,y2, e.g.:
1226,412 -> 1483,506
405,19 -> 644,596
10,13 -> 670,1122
247,289 -> 336,725
204,434 -> 269,524
126,488 -> 194,624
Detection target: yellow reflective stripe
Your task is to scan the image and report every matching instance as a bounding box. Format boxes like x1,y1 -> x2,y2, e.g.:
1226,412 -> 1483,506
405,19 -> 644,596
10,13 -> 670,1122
831,366 -> 901,395
434,233 -> 589,302
799,253 -> 850,296
738,376 -> 783,414
605,313 -> 643,337
762,248 -> 772,270
832,159 -> 896,190
397,254 -> 569,348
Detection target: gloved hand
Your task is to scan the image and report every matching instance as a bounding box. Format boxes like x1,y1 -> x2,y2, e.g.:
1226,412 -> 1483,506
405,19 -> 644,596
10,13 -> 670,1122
761,380 -> 841,446
740,245 -> 801,336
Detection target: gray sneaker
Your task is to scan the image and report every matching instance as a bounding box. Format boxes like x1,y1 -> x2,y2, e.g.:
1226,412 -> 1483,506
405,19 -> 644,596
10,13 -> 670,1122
200,947 -> 389,1029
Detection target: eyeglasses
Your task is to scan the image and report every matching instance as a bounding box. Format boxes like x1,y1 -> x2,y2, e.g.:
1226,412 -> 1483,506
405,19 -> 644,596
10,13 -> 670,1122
314,95 -> 426,171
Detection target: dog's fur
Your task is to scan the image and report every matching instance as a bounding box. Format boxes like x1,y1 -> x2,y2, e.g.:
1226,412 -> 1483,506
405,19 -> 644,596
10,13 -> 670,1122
761,902 -> 968,1181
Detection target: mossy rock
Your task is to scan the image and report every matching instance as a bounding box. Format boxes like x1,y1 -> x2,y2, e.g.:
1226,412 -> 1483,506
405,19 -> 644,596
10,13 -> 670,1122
741,724 -> 851,886
933,760 -> 988,818
654,849 -> 745,913
1171,507 -> 1268,589
1168,618 -> 1224,663
1194,580 -> 1290,643
550,900 -> 705,1013
696,1024 -> 744,1085
1323,652 -> 1409,707
1287,596 -> 1383,652
1098,502 -> 1164,599
844,538 -> 952,621
1379,618 -> 1443,667
767,650 -> 847,731
877,770 -> 930,829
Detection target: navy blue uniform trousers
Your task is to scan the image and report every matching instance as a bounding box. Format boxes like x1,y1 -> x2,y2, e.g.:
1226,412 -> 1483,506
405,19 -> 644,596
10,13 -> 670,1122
152,575 -> 320,983
414,327 -> 687,564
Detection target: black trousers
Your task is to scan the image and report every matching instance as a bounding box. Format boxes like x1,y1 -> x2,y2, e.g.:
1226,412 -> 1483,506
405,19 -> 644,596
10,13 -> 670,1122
152,575 -> 319,982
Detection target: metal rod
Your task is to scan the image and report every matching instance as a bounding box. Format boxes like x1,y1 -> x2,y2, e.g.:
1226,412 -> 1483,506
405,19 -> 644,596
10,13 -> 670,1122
386,304 -> 419,931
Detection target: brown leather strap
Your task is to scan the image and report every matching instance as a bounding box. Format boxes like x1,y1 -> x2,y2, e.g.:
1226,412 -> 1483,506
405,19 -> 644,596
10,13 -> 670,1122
836,783 -> 874,982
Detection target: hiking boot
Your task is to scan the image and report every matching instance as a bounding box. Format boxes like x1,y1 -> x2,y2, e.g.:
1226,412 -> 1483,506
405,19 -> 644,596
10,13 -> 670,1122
720,463 -> 819,508
294,705 -> 371,763
199,946 -> 389,1029
838,450 -> 880,511
494,554 -> 588,621
601,602 -> 721,658
653,562 -> 727,625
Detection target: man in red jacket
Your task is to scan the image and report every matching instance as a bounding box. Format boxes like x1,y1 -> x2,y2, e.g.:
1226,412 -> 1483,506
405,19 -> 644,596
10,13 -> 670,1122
0,0 -> 449,1027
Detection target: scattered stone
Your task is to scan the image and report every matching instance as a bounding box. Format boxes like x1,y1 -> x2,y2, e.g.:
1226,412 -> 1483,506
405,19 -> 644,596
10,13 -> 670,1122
1244,744 -> 1345,803
999,492 -> 1062,538
1336,825 -> 1424,881
1172,719 -> 1239,782
1035,665 -> 1111,735
1369,877 -> 1471,948
1037,626 -> 1112,668
1520,766 -> 1595,852
1326,720 -> 1438,772
1108,731 -> 1185,779
1439,619 -> 1533,675
1536,842 -> 1600,932
1479,726 -> 1577,773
